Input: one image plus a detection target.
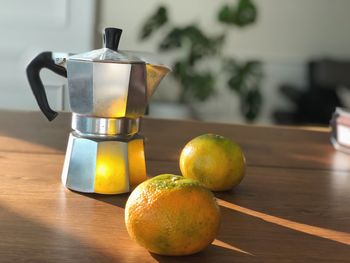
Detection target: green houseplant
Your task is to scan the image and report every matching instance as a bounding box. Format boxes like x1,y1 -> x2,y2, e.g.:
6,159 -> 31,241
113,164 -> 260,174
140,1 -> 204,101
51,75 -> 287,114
140,0 -> 263,121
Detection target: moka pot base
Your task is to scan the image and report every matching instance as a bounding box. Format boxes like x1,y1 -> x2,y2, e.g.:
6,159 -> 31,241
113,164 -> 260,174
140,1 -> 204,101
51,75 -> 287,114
61,114 -> 146,194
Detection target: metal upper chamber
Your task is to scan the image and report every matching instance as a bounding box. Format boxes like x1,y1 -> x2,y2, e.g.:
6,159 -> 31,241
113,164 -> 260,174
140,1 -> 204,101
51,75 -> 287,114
26,27 -> 170,120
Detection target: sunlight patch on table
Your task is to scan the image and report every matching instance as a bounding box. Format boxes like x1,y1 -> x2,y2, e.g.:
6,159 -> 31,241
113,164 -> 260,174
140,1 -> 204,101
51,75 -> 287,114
0,136 -> 59,153
218,199 -> 350,246
213,239 -> 253,256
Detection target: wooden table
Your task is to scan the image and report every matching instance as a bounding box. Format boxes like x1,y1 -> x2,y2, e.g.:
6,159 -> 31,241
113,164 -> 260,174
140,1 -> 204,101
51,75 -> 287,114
0,110 -> 350,262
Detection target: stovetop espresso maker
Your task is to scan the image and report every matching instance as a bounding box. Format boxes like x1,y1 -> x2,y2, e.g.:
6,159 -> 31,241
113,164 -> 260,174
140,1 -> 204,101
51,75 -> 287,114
26,27 -> 170,194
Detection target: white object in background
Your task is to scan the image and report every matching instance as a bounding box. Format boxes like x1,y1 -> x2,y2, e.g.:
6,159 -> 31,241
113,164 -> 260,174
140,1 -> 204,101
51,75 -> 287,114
337,125 -> 350,147
0,0 -> 96,112
331,107 -> 350,153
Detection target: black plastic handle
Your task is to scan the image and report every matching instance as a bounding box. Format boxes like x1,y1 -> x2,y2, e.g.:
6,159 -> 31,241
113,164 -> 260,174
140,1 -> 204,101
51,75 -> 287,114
26,52 -> 67,121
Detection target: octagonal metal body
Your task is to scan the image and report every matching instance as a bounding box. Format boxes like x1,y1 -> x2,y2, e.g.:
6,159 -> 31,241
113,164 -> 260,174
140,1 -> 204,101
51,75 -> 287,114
62,132 -> 147,194
67,60 -> 147,118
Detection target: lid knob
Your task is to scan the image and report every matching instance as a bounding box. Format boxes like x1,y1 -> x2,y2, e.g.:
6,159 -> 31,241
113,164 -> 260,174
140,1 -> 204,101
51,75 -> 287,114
103,27 -> 122,51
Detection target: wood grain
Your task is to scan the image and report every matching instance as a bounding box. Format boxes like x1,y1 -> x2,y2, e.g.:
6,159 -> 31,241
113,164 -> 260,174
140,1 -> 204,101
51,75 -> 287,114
0,111 -> 349,171
0,152 -> 350,262
0,110 -> 350,262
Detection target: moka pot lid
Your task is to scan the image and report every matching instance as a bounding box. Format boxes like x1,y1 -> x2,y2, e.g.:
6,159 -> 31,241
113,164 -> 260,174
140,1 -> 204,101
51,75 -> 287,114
69,28 -> 144,64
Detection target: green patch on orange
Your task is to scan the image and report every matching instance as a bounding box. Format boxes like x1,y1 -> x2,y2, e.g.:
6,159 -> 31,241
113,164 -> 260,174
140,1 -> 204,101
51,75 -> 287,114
125,174 -> 220,256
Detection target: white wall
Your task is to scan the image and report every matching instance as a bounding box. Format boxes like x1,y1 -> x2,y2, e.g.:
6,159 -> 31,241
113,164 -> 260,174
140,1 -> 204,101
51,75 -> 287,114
0,0 -> 96,112
99,0 -> 350,123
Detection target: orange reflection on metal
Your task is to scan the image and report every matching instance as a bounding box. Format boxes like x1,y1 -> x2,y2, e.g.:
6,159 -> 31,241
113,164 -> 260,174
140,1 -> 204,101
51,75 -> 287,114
94,142 -> 129,194
128,139 -> 147,187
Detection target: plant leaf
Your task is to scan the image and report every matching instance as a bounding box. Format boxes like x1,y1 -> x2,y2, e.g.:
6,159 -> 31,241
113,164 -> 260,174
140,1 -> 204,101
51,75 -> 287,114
188,27 -> 225,63
218,4 -> 236,24
185,72 -> 215,101
236,0 -> 257,26
160,25 -> 224,63
218,0 -> 257,27
225,59 -> 263,121
226,59 -> 262,93
241,88 -> 262,121
159,28 -> 184,50
173,60 -> 216,102
140,6 -> 168,40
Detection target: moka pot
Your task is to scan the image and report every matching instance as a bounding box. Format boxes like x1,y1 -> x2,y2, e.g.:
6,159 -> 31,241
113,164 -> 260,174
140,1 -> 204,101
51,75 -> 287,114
26,27 -> 170,194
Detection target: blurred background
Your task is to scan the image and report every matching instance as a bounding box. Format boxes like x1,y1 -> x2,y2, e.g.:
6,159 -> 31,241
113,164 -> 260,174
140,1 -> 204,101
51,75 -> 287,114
1,0 -> 350,126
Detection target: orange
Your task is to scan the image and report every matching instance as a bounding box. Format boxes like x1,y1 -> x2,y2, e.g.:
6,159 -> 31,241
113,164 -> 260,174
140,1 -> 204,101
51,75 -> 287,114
179,134 -> 245,191
125,174 -> 220,256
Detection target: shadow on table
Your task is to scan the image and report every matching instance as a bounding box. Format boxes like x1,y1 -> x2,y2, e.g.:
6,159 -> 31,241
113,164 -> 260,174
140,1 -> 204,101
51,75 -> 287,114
74,189 -> 350,262
216,165 -> 350,234
150,243 -> 253,263
215,191 -> 350,262
75,193 -> 256,262
0,111 -> 70,152
0,204 -> 119,262
76,191 -> 130,208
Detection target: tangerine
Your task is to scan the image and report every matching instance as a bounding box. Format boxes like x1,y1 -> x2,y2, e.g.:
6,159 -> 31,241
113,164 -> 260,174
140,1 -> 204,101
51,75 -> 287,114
179,134 -> 246,191
125,174 -> 220,256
